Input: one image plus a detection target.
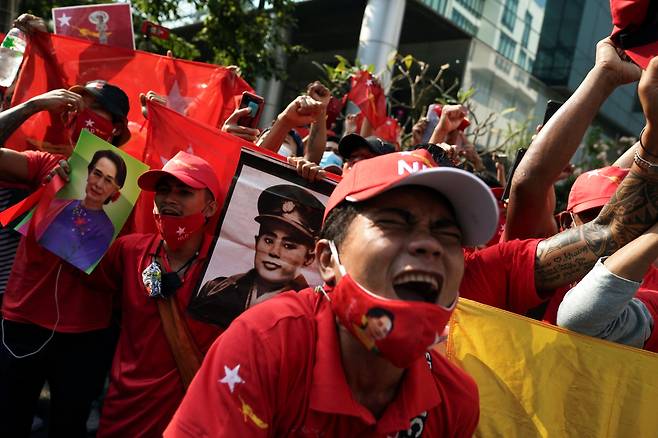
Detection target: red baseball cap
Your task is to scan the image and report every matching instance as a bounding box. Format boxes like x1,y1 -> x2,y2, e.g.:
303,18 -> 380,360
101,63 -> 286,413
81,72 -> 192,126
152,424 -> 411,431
323,149 -> 499,246
567,166 -> 629,214
610,0 -> 658,69
138,151 -> 221,200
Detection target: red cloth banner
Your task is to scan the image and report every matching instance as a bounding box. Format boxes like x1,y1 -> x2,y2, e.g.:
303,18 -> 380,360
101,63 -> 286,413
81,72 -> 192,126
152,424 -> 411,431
52,3 -> 135,50
374,116 -> 401,148
347,70 -> 387,129
7,31 -> 253,159
129,101 -> 277,234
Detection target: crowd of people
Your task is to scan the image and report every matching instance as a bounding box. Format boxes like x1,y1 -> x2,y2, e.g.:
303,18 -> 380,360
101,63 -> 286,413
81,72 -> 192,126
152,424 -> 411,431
0,5 -> 657,437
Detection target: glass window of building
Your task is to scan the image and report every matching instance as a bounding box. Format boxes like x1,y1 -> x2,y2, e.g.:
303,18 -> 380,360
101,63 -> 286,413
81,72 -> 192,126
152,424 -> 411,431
501,0 -> 518,31
518,50 -> 527,69
455,0 -> 485,18
451,9 -> 478,34
498,32 -> 517,61
522,11 -> 532,48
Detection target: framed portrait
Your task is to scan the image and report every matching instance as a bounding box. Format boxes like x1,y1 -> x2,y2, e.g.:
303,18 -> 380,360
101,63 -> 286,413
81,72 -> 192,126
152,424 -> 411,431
16,129 -> 148,273
188,148 -> 336,328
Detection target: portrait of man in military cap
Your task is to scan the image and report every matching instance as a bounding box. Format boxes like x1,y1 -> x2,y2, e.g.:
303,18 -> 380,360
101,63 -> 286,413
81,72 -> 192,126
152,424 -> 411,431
189,175 -> 326,328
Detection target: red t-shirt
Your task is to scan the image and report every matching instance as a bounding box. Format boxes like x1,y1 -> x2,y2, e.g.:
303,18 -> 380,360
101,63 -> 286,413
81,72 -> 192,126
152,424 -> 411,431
636,289 -> 658,353
461,239 -> 543,315
164,289 -> 480,437
2,150 -> 113,332
96,233 -> 222,438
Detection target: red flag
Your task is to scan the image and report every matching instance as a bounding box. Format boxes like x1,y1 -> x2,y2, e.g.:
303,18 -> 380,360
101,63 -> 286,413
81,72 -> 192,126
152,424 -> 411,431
347,70 -> 387,128
7,31 -> 252,157
374,116 -> 401,149
53,3 -> 135,50
128,101 -> 281,234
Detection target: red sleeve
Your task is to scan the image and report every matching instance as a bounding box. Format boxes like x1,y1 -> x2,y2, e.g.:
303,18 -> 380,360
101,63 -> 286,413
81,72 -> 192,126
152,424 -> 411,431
164,318 -> 280,437
636,289 -> 658,353
84,236 -> 125,304
24,150 -> 64,188
460,239 -> 543,315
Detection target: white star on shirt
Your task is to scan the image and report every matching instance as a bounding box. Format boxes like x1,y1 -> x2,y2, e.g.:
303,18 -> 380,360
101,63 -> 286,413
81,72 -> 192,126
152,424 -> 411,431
84,119 -> 95,128
219,364 -> 245,393
366,79 -> 373,86
584,169 -> 603,179
176,226 -> 186,237
57,13 -> 72,27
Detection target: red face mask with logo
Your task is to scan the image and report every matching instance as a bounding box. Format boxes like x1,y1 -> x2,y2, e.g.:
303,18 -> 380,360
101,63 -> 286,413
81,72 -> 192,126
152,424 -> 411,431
321,241 -> 456,369
66,108 -> 116,144
153,213 -> 206,251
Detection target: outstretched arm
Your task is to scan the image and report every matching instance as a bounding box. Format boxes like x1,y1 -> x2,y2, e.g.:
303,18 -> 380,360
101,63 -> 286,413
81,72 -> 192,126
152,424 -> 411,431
506,39 -> 641,240
304,81 -> 330,164
0,89 -> 82,183
534,56 -> 658,293
257,95 -> 323,153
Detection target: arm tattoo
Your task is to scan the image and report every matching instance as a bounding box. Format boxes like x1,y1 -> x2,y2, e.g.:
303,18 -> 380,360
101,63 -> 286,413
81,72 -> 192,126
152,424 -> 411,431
0,101 -> 39,146
535,169 -> 658,292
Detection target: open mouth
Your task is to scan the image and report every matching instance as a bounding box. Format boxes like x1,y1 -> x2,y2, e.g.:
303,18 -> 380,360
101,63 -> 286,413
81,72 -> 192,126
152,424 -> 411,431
262,261 -> 281,270
159,208 -> 182,216
393,272 -> 441,303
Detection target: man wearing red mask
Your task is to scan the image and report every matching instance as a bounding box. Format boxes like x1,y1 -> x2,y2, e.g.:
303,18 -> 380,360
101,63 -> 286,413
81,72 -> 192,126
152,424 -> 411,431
165,150 -> 497,436
93,151 -> 223,437
167,89 -> 658,436
0,80 -> 130,437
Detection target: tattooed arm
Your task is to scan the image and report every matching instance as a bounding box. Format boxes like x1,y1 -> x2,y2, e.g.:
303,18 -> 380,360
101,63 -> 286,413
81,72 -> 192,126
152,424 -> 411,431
0,89 -> 82,183
535,56 -> 658,294
0,89 -> 83,146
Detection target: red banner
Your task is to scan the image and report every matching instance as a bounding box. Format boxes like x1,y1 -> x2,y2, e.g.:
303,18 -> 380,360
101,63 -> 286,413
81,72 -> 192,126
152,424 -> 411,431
128,101 -> 280,234
347,70 -> 387,129
7,31 -> 253,159
53,3 -> 135,50
374,116 -> 401,148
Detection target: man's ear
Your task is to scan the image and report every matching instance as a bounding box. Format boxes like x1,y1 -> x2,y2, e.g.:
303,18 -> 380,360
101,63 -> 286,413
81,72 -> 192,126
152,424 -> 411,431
315,239 -> 337,286
203,199 -> 218,218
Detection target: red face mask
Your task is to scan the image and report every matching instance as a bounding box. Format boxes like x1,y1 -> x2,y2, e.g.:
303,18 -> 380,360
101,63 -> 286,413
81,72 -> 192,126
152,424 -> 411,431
323,241 -> 456,369
66,108 -> 116,144
153,213 -> 206,251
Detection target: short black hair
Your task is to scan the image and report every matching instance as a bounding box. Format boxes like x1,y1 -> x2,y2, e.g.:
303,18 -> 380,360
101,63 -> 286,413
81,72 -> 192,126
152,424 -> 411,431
366,307 -> 395,321
473,170 -> 503,188
88,149 -> 127,188
319,202 -> 363,250
410,143 -> 457,168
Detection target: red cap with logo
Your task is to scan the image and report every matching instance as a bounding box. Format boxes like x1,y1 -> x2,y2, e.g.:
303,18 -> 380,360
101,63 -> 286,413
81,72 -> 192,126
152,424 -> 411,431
323,149 -> 499,246
567,166 -> 629,214
610,0 -> 658,69
138,151 -> 221,200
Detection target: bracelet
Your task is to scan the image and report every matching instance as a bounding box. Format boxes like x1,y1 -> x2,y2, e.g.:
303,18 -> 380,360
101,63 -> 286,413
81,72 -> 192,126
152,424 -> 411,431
639,127 -> 658,158
633,151 -> 658,171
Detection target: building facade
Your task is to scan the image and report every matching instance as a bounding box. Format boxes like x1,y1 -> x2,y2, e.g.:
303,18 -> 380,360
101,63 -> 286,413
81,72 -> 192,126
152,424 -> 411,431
283,0 -> 644,150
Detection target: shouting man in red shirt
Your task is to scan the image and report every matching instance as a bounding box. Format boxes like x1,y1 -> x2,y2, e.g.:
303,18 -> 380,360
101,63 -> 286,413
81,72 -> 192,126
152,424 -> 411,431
165,149 -> 499,436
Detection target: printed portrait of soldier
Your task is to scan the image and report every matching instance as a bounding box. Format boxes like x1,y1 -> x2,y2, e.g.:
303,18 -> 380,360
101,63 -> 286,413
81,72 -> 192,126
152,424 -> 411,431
188,184 -> 324,328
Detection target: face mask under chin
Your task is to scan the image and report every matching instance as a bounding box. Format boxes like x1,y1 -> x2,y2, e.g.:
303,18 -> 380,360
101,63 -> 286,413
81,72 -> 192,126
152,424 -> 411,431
324,240 -> 456,369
